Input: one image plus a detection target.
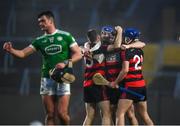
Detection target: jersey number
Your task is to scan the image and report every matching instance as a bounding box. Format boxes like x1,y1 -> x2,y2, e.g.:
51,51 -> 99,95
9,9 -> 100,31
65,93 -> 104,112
133,55 -> 143,70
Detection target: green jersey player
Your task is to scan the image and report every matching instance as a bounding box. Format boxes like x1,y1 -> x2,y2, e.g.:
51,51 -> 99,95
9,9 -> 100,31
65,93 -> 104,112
3,11 -> 82,125
30,29 -> 77,78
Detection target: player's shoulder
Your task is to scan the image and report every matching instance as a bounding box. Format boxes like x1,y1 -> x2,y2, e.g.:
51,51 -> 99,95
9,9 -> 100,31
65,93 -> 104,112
35,34 -> 46,41
56,29 -> 71,36
126,48 -> 143,55
128,48 -> 140,52
123,48 -> 135,55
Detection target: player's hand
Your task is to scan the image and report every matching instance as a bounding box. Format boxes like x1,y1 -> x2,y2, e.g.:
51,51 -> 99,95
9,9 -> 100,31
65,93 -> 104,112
50,59 -> 75,83
84,50 -> 90,56
56,62 -> 66,69
80,46 -> 87,54
115,26 -> 123,33
120,44 -> 130,50
81,46 -> 91,56
3,42 -> 13,52
84,50 -> 93,59
109,82 -> 119,88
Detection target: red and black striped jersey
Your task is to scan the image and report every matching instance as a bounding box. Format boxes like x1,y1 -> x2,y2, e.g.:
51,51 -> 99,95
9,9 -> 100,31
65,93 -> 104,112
83,43 -> 108,87
121,48 -> 145,87
105,50 -> 122,82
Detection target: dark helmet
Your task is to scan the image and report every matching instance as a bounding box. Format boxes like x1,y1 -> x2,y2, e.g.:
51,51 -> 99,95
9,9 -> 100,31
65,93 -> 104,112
123,28 -> 140,44
101,26 -> 116,35
101,26 -> 116,44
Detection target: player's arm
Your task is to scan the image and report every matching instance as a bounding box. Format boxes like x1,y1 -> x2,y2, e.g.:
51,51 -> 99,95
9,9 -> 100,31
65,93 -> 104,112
121,40 -> 146,50
109,60 -> 129,88
70,43 -> 82,63
107,26 -> 123,51
114,61 -> 129,85
3,42 -> 35,58
56,43 -> 82,69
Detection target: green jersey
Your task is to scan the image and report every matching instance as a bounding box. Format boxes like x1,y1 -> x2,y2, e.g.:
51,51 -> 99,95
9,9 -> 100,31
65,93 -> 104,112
30,29 -> 77,78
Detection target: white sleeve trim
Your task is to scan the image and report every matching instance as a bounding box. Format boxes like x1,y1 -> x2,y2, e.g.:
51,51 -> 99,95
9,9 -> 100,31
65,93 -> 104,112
84,42 -> 89,48
29,44 -> 37,51
70,42 -> 78,48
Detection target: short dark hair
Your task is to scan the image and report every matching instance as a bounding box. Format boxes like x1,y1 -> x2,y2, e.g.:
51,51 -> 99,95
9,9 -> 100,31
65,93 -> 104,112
87,29 -> 98,43
37,10 -> 55,20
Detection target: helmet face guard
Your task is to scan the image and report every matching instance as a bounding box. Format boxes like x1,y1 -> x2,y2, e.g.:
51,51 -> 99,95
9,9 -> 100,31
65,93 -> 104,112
124,37 -> 133,44
123,28 -> 140,44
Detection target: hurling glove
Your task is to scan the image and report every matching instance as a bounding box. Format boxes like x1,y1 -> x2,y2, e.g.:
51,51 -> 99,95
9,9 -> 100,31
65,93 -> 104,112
49,59 -> 76,84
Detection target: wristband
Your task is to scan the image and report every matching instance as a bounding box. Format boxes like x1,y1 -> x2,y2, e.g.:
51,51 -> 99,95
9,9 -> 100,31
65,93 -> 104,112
63,60 -> 69,66
63,59 -> 73,66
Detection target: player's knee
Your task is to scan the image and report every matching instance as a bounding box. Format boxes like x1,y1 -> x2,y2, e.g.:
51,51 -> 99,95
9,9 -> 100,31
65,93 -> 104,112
58,110 -> 70,123
102,111 -> 111,119
138,110 -> 147,117
60,114 -> 70,124
87,111 -> 95,119
127,111 -> 135,119
140,112 -> 149,120
117,112 -> 125,119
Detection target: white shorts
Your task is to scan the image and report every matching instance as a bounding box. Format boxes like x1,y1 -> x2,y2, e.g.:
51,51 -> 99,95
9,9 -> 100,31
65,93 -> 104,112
40,78 -> 71,96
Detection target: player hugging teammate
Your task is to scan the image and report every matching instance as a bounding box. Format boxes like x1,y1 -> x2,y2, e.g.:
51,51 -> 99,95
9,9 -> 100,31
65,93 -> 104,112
82,26 -> 153,125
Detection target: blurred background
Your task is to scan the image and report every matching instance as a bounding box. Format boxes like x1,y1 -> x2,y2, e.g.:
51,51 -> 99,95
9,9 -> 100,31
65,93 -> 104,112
0,0 -> 180,125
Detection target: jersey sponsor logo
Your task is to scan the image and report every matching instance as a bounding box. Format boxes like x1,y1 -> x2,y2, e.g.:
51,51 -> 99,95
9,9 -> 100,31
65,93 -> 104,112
106,53 -> 119,63
45,44 -> 62,55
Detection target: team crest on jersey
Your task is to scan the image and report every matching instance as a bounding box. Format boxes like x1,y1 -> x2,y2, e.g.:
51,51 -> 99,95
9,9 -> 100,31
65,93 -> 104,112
93,54 -> 105,63
45,44 -> 62,55
57,36 -> 63,41
49,37 -> 54,43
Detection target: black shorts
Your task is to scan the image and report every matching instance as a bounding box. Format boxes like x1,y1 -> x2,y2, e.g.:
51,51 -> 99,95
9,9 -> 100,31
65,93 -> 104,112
83,85 -> 109,103
119,86 -> 147,103
108,87 -> 120,105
